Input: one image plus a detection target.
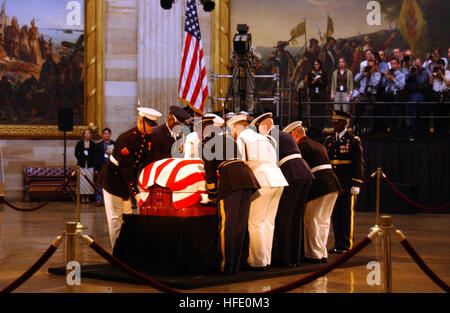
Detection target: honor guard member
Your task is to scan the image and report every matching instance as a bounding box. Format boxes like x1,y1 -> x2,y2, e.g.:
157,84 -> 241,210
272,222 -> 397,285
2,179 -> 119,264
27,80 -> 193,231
325,110 -> 364,254
97,107 -> 162,248
251,113 -> 314,267
199,116 -> 260,274
149,105 -> 192,161
184,113 -> 224,158
284,121 -> 342,263
227,114 -> 288,270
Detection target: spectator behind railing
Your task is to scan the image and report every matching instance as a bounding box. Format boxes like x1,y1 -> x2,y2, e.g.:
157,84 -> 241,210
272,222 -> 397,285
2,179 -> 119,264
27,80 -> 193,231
354,59 -> 381,132
424,47 -> 448,74
428,59 -> 450,134
381,57 -> 406,133
306,59 -> 328,135
405,58 -> 430,137
330,57 -> 353,113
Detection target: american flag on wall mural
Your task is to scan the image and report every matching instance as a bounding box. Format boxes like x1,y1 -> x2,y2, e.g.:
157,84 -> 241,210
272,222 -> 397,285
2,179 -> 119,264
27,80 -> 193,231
178,0 -> 208,115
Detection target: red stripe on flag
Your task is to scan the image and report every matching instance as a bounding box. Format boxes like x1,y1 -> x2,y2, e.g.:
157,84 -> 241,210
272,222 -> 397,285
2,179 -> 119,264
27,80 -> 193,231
182,41 -> 199,99
170,172 -> 206,192
154,159 -> 175,183
166,159 -> 203,188
178,33 -> 192,93
173,193 -> 201,210
190,78 -> 202,106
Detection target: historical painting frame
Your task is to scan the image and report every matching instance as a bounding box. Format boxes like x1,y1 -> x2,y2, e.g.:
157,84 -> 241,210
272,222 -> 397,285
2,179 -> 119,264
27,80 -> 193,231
0,0 -> 103,139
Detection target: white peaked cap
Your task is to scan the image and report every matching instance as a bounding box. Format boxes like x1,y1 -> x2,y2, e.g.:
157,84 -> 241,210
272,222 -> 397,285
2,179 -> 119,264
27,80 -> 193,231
250,112 -> 273,127
137,107 -> 162,121
226,114 -> 250,127
204,113 -> 225,126
283,121 -> 303,133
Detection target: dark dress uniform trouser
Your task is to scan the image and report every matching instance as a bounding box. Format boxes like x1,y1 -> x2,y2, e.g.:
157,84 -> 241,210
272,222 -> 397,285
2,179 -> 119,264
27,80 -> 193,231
218,189 -> 254,274
331,191 -> 356,251
273,179 -> 312,265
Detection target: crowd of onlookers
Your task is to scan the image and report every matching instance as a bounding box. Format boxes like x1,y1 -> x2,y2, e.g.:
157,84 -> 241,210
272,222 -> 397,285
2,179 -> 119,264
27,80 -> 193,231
289,37 -> 450,137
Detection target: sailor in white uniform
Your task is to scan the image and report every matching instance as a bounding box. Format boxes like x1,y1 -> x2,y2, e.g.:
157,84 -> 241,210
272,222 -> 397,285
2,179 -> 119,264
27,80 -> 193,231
227,114 -> 288,269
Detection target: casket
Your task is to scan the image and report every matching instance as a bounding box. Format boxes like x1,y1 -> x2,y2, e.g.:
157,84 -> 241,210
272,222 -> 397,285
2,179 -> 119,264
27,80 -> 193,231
113,159 -> 220,274
139,185 -> 217,217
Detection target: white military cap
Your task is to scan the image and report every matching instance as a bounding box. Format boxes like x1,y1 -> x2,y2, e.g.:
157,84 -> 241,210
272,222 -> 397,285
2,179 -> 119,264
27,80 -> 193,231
283,121 -> 303,133
137,107 -> 162,121
226,114 -> 249,127
205,113 -> 225,126
250,112 -> 273,128
238,111 -> 249,115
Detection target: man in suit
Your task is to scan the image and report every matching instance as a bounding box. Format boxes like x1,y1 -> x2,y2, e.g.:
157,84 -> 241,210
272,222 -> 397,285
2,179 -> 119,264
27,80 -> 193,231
97,107 -> 162,248
251,112 -> 314,267
284,121 -> 342,263
93,127 -> 115,206
324,110 -> 364,254
200,116 -> 260,274
227,114 -> 288,270
149,106 -> 192,162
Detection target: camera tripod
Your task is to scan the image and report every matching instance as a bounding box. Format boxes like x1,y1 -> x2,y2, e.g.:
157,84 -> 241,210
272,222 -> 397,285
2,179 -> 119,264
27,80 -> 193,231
223,56 -> 264,115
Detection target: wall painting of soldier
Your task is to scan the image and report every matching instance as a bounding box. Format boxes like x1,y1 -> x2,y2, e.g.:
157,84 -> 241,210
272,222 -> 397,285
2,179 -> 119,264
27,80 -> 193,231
0,0 -> 104,139
222,0 -> 450,112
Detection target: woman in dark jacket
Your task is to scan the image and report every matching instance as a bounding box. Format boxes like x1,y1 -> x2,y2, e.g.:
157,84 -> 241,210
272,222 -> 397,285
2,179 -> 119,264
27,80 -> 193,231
74,129 -> 96,203
306,59 -> 328,134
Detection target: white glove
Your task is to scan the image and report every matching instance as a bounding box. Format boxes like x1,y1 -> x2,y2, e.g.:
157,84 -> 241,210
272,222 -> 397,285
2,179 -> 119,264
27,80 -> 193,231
134,193 -> 141,203
351,186 -> 360,195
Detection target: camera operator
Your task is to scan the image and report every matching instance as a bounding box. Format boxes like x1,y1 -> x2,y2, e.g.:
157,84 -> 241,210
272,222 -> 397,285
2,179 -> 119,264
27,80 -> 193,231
429,59 -> 450,134
382,57 -> 406,133
405,58 -> 430,137
354,59 -> 381,132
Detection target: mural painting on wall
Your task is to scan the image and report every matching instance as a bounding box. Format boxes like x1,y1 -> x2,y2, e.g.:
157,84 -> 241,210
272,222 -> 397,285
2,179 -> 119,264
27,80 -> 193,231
229,0 -> 450,109
0,0 -> 84,125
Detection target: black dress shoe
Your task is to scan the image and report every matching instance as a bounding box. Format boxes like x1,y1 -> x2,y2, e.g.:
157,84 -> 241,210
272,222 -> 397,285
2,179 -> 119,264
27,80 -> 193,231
328,248 -> 347,254
328,248 -> 340,254
303,257 -> 322,264
244,265 -> 268,271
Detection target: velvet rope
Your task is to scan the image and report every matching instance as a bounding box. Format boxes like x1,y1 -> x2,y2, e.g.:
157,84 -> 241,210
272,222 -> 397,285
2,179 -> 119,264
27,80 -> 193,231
0,235 -> 62,293
265,236 -> 373,293
0,181 -> 69,212
383,175 -> 450,211
399,238 -> 450,293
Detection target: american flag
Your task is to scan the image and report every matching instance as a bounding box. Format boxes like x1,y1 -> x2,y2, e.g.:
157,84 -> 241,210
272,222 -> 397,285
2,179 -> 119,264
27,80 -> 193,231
178,0 -> 208,115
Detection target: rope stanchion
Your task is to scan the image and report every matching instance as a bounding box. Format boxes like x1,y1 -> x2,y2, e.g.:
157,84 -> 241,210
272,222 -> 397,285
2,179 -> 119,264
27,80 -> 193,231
80,234 -> 181,293
0,181 -> 69,212
0,234 -> 64,293
80,170 -> 103,197
265,228 -> 379,293
394,229 -> 450,293
383,175 -> 450,211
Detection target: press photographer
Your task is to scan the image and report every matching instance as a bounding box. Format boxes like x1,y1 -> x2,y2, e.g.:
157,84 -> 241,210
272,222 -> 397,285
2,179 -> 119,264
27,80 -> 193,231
382,58 -> 406,132
405,58 -> 430,136
354,59 -> 381,132
428,59 -> 450,134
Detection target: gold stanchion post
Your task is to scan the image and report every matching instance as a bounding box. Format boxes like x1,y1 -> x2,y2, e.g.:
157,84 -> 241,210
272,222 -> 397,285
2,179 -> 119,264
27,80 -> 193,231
380,216 -> 393,293
75,166 -> 86,230
65,222 -> 77,267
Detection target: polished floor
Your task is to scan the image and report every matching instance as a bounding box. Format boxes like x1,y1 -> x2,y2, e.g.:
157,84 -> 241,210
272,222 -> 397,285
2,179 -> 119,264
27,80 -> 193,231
0,201 -> 448,293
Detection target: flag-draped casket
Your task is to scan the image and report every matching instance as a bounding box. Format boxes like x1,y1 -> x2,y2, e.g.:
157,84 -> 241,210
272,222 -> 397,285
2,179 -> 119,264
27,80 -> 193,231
112,158 -> 220,273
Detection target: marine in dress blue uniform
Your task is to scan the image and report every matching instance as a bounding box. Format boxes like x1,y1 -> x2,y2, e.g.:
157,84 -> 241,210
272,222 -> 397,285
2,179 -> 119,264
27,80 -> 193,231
97,107 -> 162,247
